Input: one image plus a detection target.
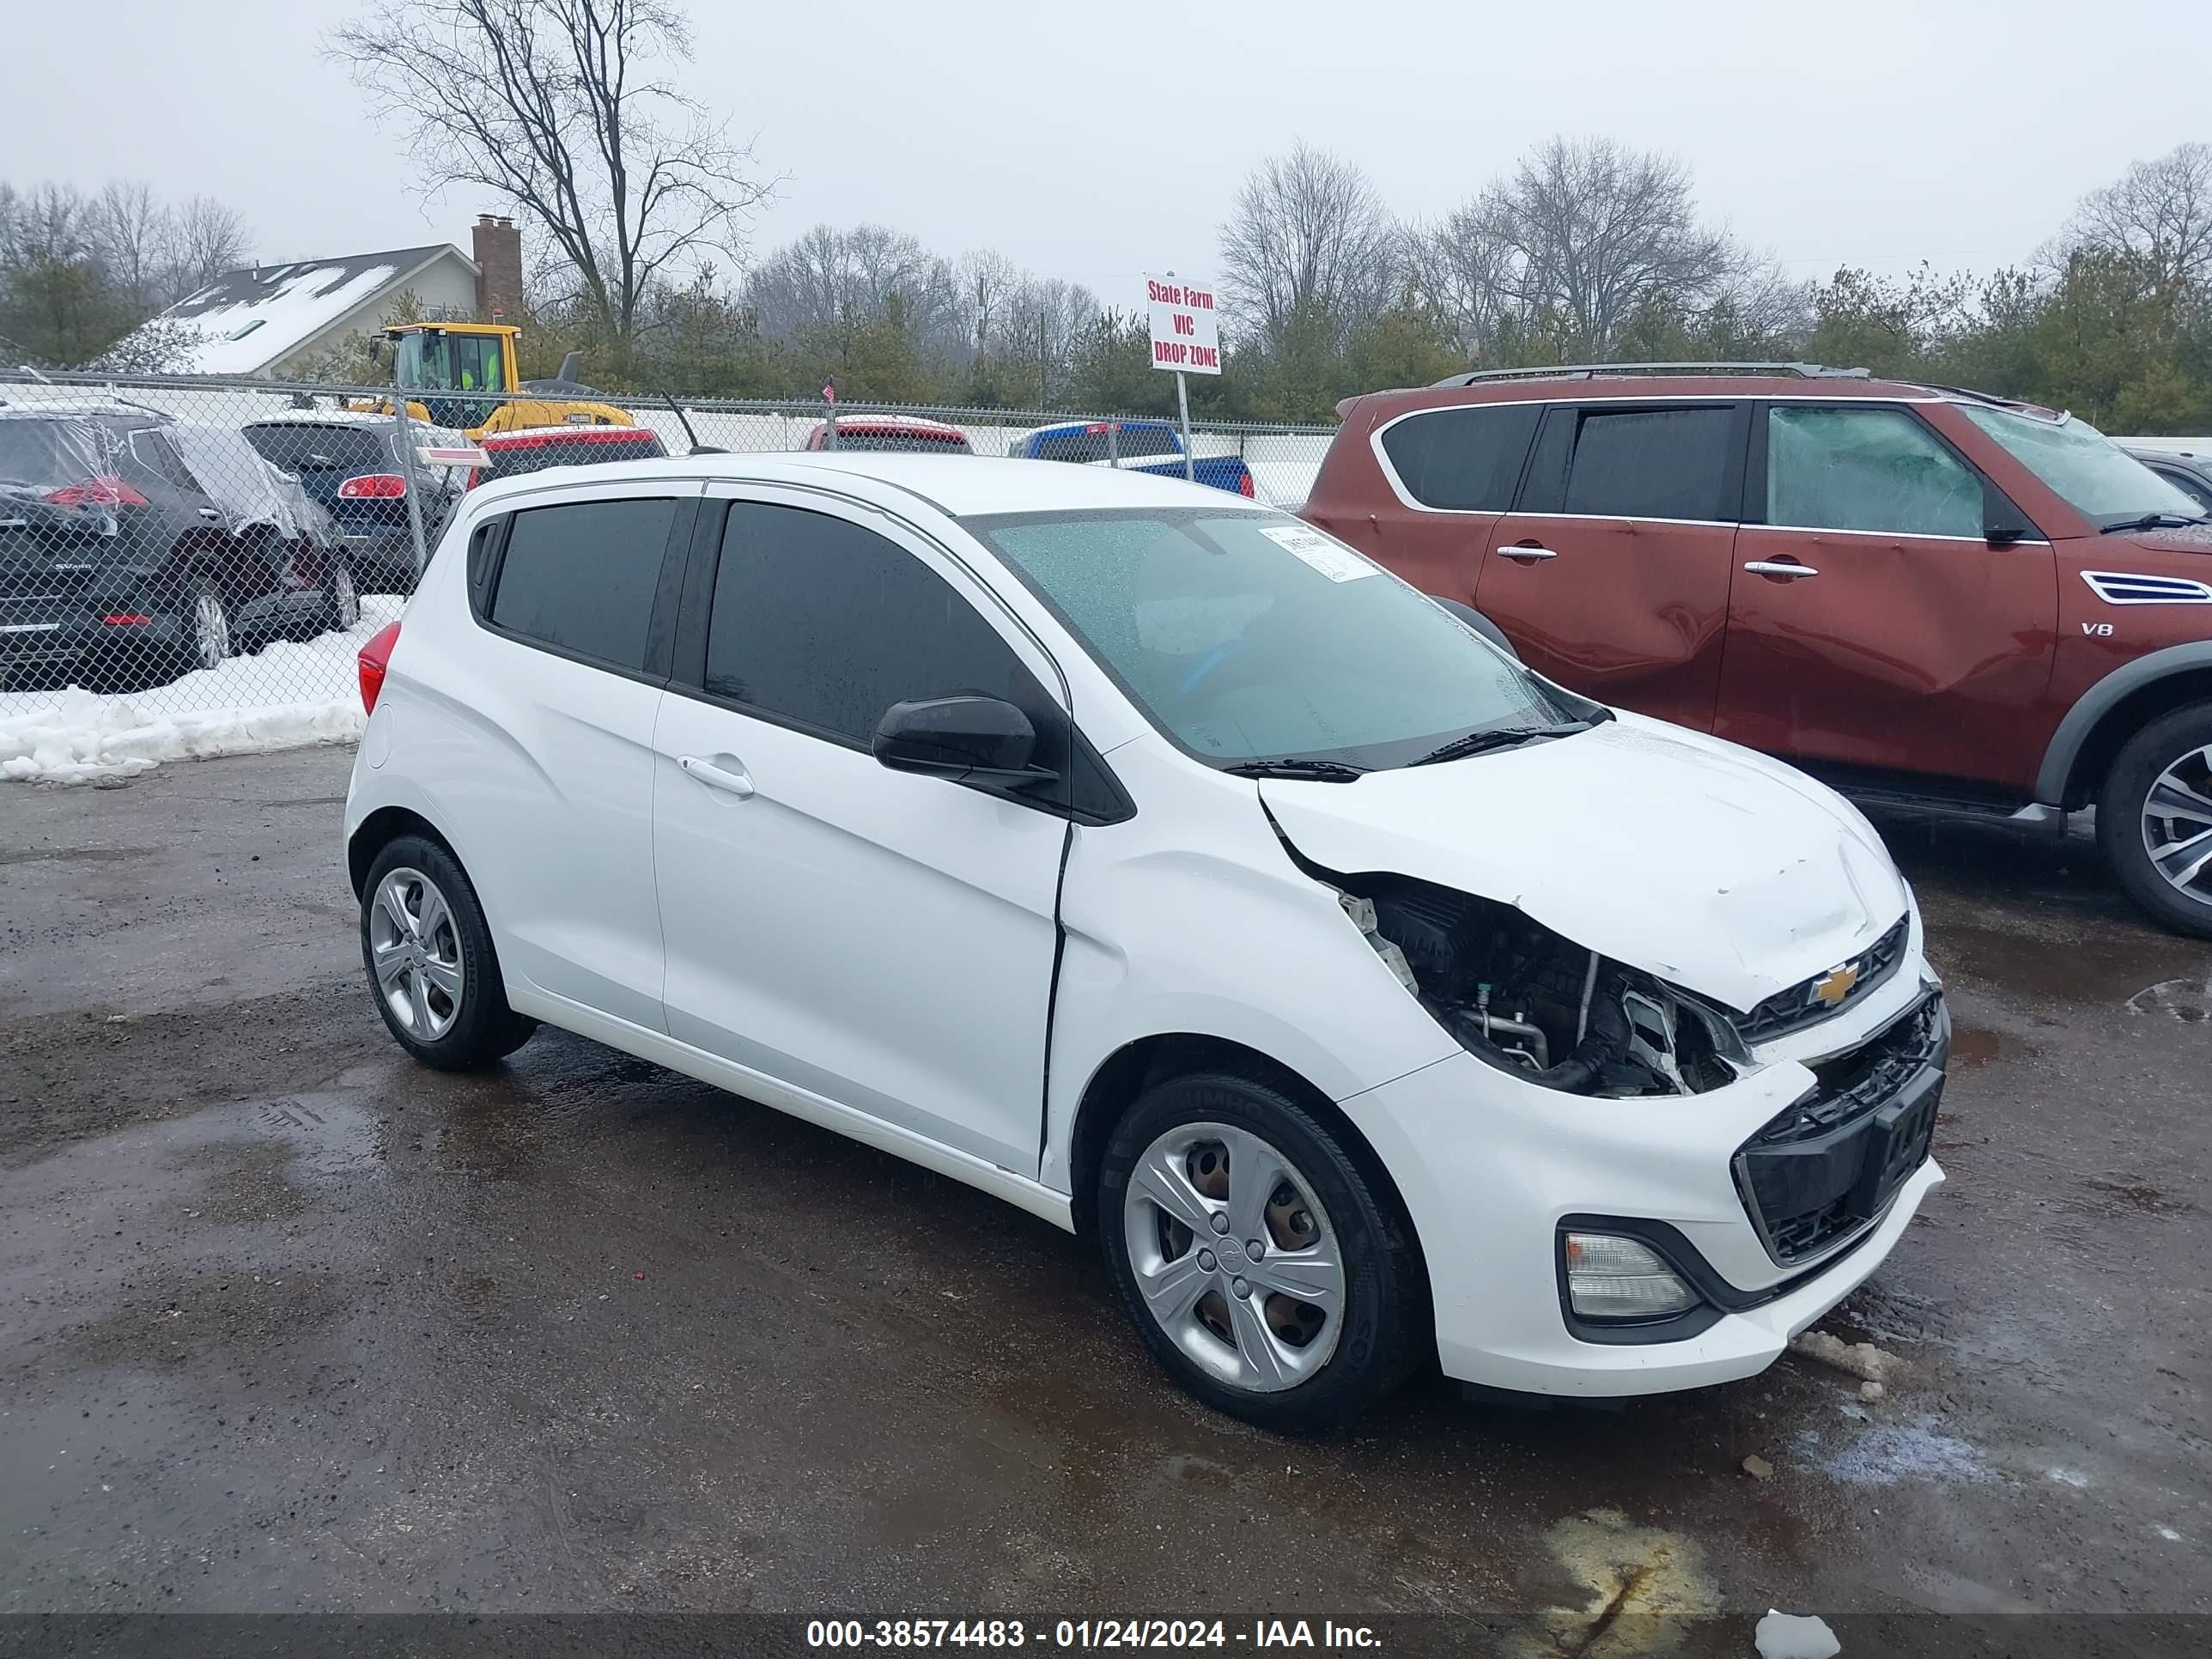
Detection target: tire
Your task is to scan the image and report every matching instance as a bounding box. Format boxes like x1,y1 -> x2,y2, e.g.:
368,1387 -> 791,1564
1098,1069 -> 1423,1433
185,575 -> 232,674
324,556 -> 362,634
2098,702 -> 2212,939
360,835 -> 538,1069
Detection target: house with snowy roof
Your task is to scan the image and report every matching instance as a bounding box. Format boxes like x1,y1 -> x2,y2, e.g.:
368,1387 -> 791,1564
115,216 -> 524,379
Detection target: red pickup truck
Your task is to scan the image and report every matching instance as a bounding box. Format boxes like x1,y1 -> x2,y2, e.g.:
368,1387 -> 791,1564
1304,362 -> 2212,938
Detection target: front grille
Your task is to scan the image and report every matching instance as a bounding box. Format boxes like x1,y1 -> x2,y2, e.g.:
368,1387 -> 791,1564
1735,992 -> 1947,1266
1736,914 -> 1911,1043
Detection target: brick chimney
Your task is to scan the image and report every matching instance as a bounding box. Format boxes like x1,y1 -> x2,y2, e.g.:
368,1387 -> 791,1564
471,214 -> 523,321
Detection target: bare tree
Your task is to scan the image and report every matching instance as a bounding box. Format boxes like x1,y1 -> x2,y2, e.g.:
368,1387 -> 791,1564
329,0 -> 775,340
2056,142 -> 2212,288
166,196 -> 252,299
955,248 -> 1023,368
993,276 -> 1098,405
744,223 -> 959,356
1218,143 -> 1400,348
1407,205 -> 1518,365
1454,136 -> 1735,357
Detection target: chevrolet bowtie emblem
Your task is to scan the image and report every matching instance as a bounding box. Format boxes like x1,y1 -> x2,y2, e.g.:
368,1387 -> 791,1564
1813,963 -> 1862,1006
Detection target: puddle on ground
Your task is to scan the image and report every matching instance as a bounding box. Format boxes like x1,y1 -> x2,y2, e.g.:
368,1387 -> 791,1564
1790,1415 -> 1993,1487
2063,1176 -> 2196,1218
1506,1509 -> 1720,1659
1948,1024 -> 2008,1071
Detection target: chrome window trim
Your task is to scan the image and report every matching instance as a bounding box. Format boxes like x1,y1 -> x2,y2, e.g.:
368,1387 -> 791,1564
1364,392 -> 1949,517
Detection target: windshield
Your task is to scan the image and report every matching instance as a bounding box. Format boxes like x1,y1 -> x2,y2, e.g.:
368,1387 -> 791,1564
965,507 -> 1579,770
1958,404 -> 2203,525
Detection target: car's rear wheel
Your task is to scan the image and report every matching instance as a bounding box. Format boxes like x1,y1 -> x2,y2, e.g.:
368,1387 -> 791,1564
1098,1070 -> 1421,1432
325,556 -> 362,634
188,577 -> 231,673
2099,702 -> 2212,939
360,836 -> 536,1069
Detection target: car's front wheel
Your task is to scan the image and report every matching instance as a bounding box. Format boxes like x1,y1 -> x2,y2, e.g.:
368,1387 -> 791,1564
324,556 -> 362,634
2101,702 -> 2212,939
360,836 -> 537,1069
1098,1070 -> 1422,1432
187,576 -> 231,673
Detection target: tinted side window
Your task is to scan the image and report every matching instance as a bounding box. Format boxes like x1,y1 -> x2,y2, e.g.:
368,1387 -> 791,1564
1766,406 -> 1984,537
129,429 -> 202,493
704,501 -> 1043,744
487,498 -> 678,672
1563,406 -> 1738,520
1378,404 -> 1540,511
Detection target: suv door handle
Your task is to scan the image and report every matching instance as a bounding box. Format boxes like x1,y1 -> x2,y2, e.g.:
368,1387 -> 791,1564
1496,544 -> 1558,563
678,754 -> 756,799
1743,560 -> 1820,580
197,507 -> 223,520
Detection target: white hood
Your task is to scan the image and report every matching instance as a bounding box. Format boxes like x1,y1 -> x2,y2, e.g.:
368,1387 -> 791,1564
1260,713 -> 1907,1012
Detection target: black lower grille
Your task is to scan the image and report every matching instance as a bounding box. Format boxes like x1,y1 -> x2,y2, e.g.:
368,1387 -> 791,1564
1735,993 -> 1948,1266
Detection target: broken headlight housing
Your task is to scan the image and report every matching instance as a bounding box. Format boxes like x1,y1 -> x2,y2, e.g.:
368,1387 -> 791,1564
1334,872 -> 1750,1097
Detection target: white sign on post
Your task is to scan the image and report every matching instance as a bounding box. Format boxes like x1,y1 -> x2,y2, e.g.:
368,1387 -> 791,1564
1146,274 -> 1221,375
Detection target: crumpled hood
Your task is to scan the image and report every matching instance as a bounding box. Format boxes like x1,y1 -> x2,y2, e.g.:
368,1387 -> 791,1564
1261,714 -> 1907,1012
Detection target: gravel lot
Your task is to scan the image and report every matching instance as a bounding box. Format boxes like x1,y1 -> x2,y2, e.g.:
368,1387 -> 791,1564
0,747 -> 2206,1649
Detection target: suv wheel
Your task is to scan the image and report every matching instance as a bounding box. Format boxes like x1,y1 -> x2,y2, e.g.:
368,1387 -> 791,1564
360,836 -> 537,1069
187,577 -> 232,673
2099,702 -> 2212,939
325,556 -> 362,634
1098,1070 -> 1421,1432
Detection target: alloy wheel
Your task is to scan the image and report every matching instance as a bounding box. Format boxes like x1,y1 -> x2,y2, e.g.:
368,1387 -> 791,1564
2142,744 -> 2212,905
1121,1121 -> 1346,1393
192,588 -> 230,670
331,561 -> 361,630
368,866 -> 466,1040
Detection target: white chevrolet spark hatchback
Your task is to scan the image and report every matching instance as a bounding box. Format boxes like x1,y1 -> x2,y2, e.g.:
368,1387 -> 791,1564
345,452 -> 1947,1431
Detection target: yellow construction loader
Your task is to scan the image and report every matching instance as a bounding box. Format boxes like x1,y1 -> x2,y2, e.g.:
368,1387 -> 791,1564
356,322 -> 633,439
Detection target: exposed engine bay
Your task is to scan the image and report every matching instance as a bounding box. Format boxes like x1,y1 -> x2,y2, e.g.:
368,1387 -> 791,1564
1331,872 -> 1748,1097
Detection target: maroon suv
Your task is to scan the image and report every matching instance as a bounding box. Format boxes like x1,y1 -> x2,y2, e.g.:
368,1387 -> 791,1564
1305,362 -> 2212,937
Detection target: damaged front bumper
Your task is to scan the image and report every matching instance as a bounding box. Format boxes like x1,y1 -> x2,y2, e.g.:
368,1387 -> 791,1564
1340,946 -> 1948,1397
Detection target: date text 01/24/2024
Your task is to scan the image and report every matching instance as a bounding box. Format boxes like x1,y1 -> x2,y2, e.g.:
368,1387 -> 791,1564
805,1620 -> 1382,1649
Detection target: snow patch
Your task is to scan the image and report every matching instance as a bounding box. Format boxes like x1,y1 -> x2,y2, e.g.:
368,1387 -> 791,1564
1755,1610 -> 1840,1659
160,262 -> 399,375
1792,1414 -> 1992,1487
2045,1468 -> 2091,1487
0,596 -> 401,782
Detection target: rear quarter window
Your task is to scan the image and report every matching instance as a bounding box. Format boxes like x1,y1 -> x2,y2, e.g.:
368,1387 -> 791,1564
486,497 -> 680,674
1376,404 -> 1540,510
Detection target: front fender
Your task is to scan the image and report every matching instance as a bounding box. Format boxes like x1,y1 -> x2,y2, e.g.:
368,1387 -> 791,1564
2035,641 -> 2212,802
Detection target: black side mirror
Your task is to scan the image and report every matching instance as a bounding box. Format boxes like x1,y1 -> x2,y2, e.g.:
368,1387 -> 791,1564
872,696 -> 1056,785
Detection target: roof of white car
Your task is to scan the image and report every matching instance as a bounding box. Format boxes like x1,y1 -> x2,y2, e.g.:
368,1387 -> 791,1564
463,450 -> 1263,518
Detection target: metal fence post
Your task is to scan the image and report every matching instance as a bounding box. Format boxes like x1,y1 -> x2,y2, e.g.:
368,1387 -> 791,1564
1107,417 -> 1119,468
1175,372 -> 1194,483
391,398 -> 429,580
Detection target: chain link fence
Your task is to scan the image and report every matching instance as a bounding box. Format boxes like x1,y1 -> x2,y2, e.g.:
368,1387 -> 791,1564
0,368 -> 1329,780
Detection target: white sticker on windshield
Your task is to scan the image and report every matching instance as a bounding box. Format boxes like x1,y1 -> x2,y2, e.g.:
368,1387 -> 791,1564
1257,523 -> 1379,582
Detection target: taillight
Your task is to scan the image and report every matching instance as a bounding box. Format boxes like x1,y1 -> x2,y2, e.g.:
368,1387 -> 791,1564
100,613 -> 154,626
338,473 -> 408,499
1237,471 -> 1256,498
358,619 -> 400,714
47,477 -> 149,508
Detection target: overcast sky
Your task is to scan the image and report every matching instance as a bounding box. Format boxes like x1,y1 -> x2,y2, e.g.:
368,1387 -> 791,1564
11,0 -> 2209,306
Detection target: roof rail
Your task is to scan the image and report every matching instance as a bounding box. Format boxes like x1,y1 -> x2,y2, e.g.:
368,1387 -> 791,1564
1431,361 -> 1870,388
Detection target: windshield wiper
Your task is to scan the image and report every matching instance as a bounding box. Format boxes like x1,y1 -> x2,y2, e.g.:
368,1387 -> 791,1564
2100,511 -> 2209,533
1410,720 -> 1595,768
1222,757 -> 1370,782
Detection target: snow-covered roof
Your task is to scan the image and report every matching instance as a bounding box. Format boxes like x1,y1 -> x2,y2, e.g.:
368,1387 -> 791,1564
123,244 -> 475,377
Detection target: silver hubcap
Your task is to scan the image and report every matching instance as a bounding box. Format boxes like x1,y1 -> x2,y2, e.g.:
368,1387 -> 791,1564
1122,1121 -> 1346,1393
193,591 -> 228,668
332,562 -> 359,628
2142,744 -> 2212,903
368,867 -> 465,1040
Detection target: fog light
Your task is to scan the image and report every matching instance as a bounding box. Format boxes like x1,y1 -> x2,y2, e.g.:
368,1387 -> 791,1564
1563,1231 -> 1699,1320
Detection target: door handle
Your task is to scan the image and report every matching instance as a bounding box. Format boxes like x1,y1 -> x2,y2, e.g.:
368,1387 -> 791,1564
197,507 -> 223,520
678,754 -> 755,798
1496,544 -> 1558,563
1743,560 -> 1820,580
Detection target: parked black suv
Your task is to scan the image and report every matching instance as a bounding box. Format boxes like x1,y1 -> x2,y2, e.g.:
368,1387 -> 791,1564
0,404 -> 355,691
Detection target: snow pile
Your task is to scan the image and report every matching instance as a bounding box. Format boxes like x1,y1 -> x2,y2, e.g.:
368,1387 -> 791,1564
1754,1610 -> 1840,1659
0,595 -> 402,784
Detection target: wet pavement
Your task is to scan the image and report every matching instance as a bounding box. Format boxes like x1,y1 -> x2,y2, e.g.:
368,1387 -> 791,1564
0,749 -> 2206,1636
